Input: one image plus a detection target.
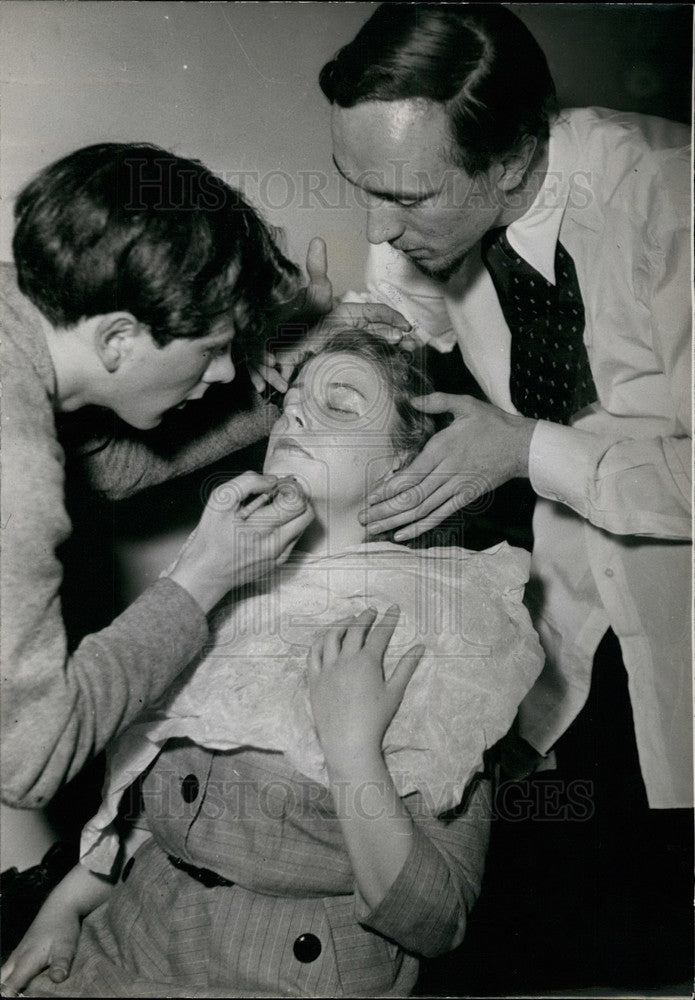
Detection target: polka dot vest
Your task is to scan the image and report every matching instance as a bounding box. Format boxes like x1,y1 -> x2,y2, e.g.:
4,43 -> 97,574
481,227 -> 597,424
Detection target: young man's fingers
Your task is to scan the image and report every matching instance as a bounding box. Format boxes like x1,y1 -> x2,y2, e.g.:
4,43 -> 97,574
248,367 -> 266,395
270,504 -> 315,552
261,365 -> 288,394
210,471 -> 279,512
244,488 -> 311,534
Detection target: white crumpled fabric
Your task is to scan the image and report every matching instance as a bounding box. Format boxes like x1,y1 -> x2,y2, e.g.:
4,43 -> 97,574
82,541 -> 544,874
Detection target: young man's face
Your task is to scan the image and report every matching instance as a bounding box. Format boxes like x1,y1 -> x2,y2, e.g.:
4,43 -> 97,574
112,320 -> 237,430
331,99 -> 506,282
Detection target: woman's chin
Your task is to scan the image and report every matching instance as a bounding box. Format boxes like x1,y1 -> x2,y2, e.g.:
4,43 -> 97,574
263,456 -> 299,477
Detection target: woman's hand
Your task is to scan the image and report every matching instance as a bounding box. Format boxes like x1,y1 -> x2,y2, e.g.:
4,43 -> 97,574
1,905 -> 80,995
166,471 -> 314,613
307,606 -> 424,765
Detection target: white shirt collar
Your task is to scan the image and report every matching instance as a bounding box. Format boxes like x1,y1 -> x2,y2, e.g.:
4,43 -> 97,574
505,113 -> 573,285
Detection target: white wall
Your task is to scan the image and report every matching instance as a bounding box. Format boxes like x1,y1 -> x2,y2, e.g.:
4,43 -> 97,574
2,2 -> 691,293
0,1 -> 378,292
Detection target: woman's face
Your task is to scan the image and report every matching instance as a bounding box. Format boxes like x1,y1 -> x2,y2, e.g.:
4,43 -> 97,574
263,351 -> 404,508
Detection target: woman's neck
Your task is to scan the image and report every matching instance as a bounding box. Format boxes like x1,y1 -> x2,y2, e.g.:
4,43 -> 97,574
294,499 -> 368,559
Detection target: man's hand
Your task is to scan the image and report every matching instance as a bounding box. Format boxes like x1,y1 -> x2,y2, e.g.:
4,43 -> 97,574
250,237 -> 414,392
166,472 -> 314,613
359,394 -> 537,541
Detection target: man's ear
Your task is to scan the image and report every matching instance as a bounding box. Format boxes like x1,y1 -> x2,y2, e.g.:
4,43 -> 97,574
496,136 -> 538,193
93,313 -> 142,373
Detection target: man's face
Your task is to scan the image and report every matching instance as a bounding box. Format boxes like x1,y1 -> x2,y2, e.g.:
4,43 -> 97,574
332,99 -> 506,282
111,320 -> 237,430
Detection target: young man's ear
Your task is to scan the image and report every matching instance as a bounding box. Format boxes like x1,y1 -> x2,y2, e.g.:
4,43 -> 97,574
93,313 -> 142,373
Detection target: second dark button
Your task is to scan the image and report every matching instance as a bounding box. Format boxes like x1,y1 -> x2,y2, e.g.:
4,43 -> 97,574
181,773 -> 200,803
293,932 -> 321,963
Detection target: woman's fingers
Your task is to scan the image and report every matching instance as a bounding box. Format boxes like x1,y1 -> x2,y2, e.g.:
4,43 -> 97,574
388,644 -> 425,704
2,947 -> 43,995
339,607 -> 379,656
307,631 -> 326,675
47,940 -> 75,983
365,605 -> 401,659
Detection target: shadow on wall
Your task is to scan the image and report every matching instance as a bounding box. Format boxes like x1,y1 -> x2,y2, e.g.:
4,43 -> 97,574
517,3 -> 692,124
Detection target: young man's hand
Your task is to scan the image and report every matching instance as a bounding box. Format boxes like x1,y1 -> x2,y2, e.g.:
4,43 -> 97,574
166,472 -> 314,613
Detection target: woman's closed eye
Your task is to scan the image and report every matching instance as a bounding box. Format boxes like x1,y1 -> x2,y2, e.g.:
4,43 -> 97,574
324,384 -> 364,418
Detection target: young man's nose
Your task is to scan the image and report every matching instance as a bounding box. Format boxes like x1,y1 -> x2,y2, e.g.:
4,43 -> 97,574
366,201 -> 405,246
203,351 -> 236,385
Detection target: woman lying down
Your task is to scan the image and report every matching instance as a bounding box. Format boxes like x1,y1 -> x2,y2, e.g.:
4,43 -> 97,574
4,333 -> 544,998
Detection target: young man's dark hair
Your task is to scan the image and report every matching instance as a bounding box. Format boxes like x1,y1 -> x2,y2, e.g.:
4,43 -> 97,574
12,143 -> 300,363
319,3 -> 558,175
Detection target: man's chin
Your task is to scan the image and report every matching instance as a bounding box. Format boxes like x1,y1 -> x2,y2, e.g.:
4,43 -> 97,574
408,254 -> 467,284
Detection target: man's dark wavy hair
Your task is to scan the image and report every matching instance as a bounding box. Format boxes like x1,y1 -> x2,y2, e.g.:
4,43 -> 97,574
13,143 -> 300,362
320,3 -> 558,175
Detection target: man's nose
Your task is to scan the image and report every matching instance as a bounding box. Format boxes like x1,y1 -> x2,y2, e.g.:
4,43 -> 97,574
366,201 -> 405,246
203,351 -> 236,385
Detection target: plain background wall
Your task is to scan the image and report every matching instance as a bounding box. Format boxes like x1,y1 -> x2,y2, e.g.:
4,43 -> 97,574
0,2 -> 692,871
1,2 -> 692,293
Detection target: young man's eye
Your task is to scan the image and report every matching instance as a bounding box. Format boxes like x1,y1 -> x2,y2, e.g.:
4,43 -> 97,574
327,405 -> 355,415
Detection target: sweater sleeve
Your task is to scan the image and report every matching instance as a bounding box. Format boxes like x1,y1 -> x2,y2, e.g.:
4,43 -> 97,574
353,777 -> 492,956
69,383 -> 278,501
1,347 -> 210,809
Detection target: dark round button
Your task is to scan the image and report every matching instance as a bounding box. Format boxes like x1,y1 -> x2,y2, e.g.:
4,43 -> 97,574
181,773 -> 200,803
121,856 -> 135,883
293,932 -> 321,963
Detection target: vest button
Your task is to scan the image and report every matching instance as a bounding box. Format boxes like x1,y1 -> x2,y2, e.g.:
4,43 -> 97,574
181,773 -> 200,803
293,932 -> 321,963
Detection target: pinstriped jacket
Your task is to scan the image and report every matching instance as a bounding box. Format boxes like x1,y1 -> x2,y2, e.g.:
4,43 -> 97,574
31,742 -> 491,997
